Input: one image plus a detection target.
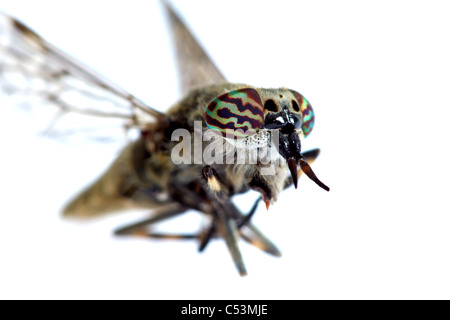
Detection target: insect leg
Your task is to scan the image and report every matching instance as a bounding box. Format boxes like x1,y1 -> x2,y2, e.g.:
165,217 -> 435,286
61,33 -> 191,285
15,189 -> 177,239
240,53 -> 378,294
226,202 -> 281,257
114,205 -> 187,237
240,223 -> 282,257
115,204 -> 218,241
201,165 -> 247,276
200,196 -> 262,252
202,165 -> 229,200
130,232 -> 198,240
199,197 -> 262,252
196,166 -> 227,252
198,221 -> 216,252
216,209 -> 247,276
231,149 -> 323,256
237,197 -> 262,228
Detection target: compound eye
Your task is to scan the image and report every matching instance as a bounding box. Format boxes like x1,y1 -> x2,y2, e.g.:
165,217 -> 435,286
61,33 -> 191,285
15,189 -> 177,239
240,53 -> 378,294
205,88 -> 264,138
290,90 -> 315,137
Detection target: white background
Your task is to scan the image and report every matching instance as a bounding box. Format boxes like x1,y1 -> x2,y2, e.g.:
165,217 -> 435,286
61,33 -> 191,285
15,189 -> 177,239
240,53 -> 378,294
1,0 -> 449,299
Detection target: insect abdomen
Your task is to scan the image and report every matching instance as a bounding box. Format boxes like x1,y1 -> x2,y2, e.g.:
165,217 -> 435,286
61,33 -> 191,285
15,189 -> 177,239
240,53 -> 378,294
62,140 -> 166,218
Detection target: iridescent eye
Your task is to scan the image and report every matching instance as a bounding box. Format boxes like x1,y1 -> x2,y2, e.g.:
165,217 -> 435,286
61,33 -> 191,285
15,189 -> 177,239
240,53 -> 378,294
290,90 -> 315,137
205,88 -> 264,138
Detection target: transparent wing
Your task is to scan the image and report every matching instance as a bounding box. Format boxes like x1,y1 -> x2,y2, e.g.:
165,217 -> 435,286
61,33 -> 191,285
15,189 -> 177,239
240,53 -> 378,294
162,1 -> 226,96
0,12 -> 166,143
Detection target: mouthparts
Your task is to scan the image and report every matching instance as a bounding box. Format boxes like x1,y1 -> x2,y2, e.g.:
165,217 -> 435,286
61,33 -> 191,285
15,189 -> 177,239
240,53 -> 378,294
278,131 -> 329,192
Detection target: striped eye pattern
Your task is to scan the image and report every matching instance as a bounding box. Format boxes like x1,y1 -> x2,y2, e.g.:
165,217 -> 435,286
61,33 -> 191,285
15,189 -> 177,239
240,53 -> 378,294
205,88 -> 264,138
290,90 -> 315,137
